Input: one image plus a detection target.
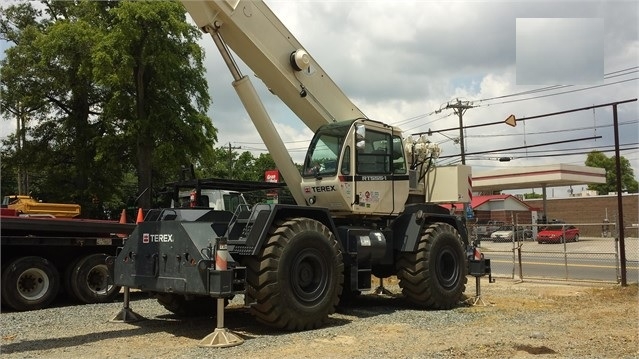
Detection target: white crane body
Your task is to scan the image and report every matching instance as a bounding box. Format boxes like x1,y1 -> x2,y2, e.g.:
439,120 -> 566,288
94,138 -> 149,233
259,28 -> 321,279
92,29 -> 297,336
111,0 -> 487,335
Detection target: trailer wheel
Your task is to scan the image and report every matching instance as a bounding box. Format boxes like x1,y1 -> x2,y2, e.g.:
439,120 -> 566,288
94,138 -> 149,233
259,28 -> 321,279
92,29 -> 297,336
155,293 -> 218,317
396,222 -> 467,309
245,217 -> 344,330
69,254 -> 121,304
63,257 -> 83,302
1,256 -> 60,311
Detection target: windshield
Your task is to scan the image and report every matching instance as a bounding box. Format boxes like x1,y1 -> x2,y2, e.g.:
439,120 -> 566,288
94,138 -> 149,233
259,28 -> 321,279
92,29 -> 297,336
496,226 -> 512,231
543,225 -> 566,231
223,193 -> 244,212
302,122 -> 351,177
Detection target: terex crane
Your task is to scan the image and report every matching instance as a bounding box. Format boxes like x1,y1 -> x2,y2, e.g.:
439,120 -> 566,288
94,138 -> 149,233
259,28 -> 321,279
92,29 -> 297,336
111,0 -> 477,331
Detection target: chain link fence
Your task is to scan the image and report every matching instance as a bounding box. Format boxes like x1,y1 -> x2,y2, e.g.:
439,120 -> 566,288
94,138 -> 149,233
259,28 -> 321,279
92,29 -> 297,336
471,221 -> 638,284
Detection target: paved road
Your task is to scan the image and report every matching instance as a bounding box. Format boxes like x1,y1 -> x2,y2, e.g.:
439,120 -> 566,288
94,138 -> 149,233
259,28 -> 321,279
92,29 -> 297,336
479,237 -> 639,283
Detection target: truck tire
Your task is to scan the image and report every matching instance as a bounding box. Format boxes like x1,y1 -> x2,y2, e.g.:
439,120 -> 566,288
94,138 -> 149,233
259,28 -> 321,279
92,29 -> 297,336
396,222 -> 467,309
63,257 -> 83,301
69,254 -> 121,304
155,293 -> 217,317
245,217 -> 344,330
1,256 -> 60,311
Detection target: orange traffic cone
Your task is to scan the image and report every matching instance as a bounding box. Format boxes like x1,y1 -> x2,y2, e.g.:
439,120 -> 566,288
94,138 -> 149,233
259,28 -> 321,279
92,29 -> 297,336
117,209 -> 128,238
136,208 -> 144,224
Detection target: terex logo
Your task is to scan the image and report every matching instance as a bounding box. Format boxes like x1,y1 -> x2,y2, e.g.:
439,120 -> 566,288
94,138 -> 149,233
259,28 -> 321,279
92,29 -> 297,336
142,233 -> 174,243
311,185 -> 336,193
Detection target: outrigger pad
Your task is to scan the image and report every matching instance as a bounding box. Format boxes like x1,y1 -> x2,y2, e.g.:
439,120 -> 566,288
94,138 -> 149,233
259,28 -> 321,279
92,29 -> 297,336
198,328 -> 244,348
109,307 -> 145,323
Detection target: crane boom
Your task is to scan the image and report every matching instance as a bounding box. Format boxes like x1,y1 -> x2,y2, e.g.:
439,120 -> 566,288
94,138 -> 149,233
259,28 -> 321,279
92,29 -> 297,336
182,0 -> 366,132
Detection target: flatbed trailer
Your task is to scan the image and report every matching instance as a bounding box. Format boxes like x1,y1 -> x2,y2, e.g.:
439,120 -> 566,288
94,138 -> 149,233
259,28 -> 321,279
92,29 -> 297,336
1,208 -> 136,311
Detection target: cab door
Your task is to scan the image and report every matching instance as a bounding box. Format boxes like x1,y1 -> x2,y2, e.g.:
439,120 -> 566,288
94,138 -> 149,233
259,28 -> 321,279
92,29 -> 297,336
352,124 -> 408,215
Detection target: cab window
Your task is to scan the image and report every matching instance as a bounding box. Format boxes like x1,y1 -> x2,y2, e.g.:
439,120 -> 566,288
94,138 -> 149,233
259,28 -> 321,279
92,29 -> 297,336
357,130 -> 391,174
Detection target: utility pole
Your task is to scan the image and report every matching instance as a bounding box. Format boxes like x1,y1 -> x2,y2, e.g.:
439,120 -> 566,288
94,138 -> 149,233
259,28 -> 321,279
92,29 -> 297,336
445,99 -> 475,165
227,143 -> 241,178
445,99 -> 475,230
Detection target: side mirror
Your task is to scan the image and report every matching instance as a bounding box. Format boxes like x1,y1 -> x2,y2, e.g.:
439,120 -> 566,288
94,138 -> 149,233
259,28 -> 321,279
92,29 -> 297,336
355,124 -> 366,151
355,124 -> 365,141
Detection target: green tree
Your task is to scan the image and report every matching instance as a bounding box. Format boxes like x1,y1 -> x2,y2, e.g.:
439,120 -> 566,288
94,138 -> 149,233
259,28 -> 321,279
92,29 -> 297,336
253,153 -> 278,181
1,1 -> 114,217
0,3 -> 49,196
523,192 -> 543,199
1,0 -> 217,215
585,151 -> 638,194
198,147 -> 235,179
93,0 -> 216,208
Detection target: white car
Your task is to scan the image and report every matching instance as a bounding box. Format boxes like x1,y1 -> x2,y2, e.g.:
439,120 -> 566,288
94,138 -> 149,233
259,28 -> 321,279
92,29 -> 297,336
490,225 -> 532,242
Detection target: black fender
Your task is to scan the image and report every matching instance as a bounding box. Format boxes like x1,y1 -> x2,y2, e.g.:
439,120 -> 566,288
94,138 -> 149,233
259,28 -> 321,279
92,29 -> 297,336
391,203 -> 469,253
240,204 -> 341,256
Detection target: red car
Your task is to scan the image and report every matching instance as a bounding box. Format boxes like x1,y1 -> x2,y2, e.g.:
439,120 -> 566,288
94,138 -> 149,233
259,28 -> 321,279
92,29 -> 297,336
537,225 -> 580,244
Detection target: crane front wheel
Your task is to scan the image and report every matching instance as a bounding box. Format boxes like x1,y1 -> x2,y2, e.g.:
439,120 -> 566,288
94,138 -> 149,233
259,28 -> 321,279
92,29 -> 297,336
245,217 -> 344,331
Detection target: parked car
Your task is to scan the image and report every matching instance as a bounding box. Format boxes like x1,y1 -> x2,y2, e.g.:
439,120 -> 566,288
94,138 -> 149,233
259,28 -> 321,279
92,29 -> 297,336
537,225 -> 580,244
475,220 -> 506,238
490,225 -> 533,242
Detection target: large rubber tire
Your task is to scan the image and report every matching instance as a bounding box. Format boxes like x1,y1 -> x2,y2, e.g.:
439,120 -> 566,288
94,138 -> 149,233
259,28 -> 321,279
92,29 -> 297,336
244,218 -> 344,330
396,222 -> 467,309
69,254 -> 121,304
155,293 -> 217,317
1,256 -> 61,311
63,257 -> 83,302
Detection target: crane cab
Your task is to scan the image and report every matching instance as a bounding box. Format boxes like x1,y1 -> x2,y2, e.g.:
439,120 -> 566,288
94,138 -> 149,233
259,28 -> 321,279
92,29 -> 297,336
301,119 -> 409,216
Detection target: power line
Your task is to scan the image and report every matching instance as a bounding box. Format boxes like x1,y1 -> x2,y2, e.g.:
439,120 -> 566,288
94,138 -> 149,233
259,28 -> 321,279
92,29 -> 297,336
502,142 -> 638,155
399,66 -> 639,124
413,98 -> 637,137
478,77 -> 638,106
466,120 -> 638,138
401,112 -> 454,133
476,66 -> 639,104
437,135 -> 602,159
467,145 -> 638,161
234,139 -> 310,145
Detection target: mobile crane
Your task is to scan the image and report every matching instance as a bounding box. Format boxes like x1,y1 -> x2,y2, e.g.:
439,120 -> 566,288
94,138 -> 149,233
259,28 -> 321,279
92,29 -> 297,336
111,0 -> 480,331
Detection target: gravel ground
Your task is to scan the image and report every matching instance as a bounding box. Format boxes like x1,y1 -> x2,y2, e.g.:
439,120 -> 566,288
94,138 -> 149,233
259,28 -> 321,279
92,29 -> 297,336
1,277 -> 637,358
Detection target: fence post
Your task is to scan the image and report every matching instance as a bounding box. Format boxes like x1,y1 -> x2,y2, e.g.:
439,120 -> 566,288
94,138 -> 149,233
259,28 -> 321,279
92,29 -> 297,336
614,215 -> 621,283
562,224 -> 569,280
517,244 -> 523,281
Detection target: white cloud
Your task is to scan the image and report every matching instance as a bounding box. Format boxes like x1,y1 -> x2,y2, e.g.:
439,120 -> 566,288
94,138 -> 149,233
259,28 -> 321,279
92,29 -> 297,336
197,0 -> 637,190
2,0 -> 636,196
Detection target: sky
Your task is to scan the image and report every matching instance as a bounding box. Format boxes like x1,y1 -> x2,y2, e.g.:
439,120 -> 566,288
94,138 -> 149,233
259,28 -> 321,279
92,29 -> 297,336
1,0 -> 638,198
190,0 -> 637,198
